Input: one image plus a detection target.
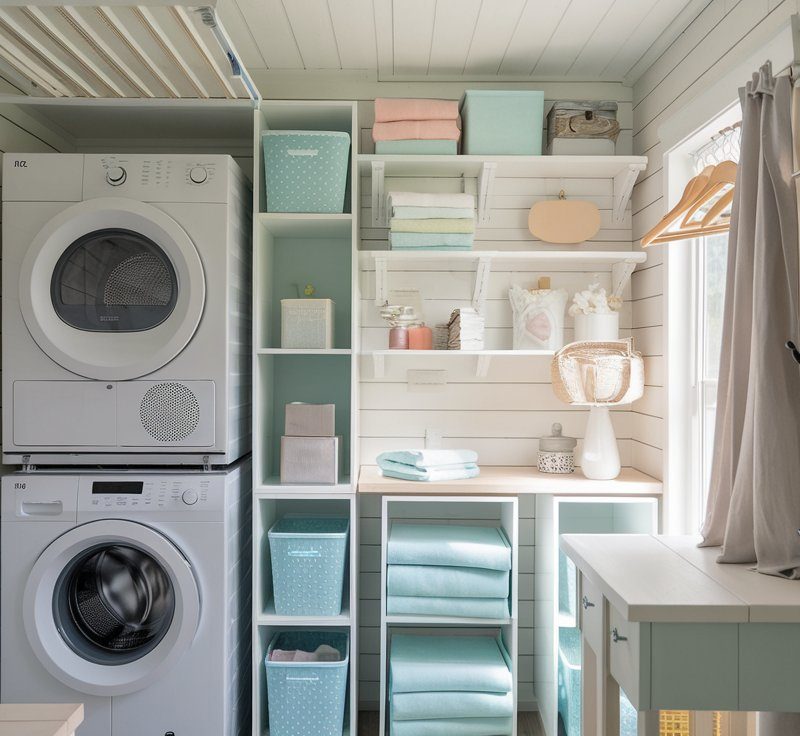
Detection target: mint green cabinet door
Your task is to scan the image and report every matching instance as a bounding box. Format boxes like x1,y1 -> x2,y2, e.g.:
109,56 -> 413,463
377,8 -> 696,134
739,623 -> 800,712
650,624 -> 739,710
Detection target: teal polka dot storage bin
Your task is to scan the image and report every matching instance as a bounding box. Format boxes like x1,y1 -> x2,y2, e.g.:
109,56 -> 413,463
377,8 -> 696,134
266,630 -> 349,736
268,517 -> 349,616
262,131 -> 351,213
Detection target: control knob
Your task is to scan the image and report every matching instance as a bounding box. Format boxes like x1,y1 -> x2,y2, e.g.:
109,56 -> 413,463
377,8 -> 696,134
181,489 -> 199,505
189,166 -> 208,184
106,166 -> 127,186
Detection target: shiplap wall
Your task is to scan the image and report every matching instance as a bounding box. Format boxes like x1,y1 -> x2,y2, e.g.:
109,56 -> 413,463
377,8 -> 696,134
630,0 -> 800,485
353,87 -> 636,710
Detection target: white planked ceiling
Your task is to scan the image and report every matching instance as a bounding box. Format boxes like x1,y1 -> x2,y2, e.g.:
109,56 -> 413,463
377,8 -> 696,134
221,0 -> 705,83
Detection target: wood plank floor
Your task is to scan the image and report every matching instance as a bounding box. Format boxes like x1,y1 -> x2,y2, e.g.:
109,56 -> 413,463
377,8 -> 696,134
358,710 -> 545,735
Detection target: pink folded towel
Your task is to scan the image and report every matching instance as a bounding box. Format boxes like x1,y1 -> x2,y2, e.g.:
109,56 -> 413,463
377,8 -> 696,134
270,644 -> 341,663
375,97 -> 459,123
372,120 -> 461,142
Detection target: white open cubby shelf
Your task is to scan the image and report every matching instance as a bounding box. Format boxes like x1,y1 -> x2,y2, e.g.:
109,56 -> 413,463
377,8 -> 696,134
378,496 -> 520,736
252,100 -> 361,736
252,97 -> 656,736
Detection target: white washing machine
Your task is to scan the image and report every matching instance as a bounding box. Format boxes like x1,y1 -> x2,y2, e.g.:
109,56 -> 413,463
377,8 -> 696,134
2,153 -> 251,466
1,461 -> 251,736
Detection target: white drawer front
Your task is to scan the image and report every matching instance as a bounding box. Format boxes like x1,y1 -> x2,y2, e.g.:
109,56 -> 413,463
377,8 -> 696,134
609,604 -> 649,710
579,572 -> 603,653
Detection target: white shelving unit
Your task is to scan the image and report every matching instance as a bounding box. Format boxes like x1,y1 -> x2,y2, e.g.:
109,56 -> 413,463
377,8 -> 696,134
251,100 -> 360,736
379,496 -> 520,736
358,154 -> 647,226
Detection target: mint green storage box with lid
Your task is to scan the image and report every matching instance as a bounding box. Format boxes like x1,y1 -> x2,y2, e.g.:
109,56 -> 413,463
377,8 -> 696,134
460,90 -> 544,155
262,130 -> 350,213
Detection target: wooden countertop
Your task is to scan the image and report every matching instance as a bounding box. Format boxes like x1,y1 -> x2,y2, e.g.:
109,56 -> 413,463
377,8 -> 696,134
0,704 -> 83,736
560,534 -> 800,624
358,465 -> 663,495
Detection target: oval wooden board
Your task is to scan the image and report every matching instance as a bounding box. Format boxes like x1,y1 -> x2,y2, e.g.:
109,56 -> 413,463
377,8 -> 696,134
528,199 -> 601,244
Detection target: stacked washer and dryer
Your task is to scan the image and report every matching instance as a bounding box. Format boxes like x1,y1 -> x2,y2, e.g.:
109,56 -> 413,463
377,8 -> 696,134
0,153 -> 252,736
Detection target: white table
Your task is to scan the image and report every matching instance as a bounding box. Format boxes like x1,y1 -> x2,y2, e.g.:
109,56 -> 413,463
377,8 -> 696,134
560,534 -> 800,735
0,704 -> 83,736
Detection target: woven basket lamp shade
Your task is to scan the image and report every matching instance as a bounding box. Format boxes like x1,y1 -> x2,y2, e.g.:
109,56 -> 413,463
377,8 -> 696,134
551,340 -> 644,479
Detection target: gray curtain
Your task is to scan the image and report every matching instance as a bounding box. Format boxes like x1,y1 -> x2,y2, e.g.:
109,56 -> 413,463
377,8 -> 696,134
700,63 -> 800,578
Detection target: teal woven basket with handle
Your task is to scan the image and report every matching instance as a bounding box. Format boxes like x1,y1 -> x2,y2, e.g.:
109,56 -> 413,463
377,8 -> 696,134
262,130 -> 350,213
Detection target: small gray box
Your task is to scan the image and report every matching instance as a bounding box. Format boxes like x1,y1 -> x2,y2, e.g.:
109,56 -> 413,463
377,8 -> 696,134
280,436 -> 341,484
285,403 -> 335,437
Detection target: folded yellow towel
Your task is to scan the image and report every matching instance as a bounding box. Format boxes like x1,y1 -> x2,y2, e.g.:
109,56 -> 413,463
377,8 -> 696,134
390,218 -> 475,234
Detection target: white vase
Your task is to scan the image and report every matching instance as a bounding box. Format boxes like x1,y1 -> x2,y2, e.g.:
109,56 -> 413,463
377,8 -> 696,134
581,405 -> 621,480
573,312 -> 619,342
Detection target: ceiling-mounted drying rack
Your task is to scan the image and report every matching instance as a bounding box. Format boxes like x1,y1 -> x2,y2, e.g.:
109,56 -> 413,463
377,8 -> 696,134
359,154 -> 647,228
0,2 -> 258,101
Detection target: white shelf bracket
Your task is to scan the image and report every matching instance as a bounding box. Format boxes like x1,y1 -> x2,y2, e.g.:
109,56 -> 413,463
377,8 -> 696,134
476,354 -> 492,378
612,164 -> 641,224
612,260 -> 638,297
371,160 -> 387,227
472,256 -> 493,315
477,162 -> 497,225
373,352 -> 385,379
374,254 -> 388,306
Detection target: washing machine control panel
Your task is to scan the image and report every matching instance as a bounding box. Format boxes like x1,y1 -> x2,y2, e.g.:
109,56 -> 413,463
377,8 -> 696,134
83,154 -> 231,203
76,475 -> 223,513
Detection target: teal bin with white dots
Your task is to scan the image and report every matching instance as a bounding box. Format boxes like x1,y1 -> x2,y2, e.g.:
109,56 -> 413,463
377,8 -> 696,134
262,130 -> 351,213
268,516 -> 349,616
266,630 -> 349,736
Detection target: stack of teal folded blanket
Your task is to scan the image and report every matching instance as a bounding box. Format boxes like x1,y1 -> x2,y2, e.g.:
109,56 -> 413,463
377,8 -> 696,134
387,192 -> 475,250
377,449 -> 479,482
386,522 -> 511,619
389,634 -> 514,736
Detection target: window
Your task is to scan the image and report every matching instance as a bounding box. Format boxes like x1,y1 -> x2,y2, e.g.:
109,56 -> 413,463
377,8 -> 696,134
694,231 -> 728,505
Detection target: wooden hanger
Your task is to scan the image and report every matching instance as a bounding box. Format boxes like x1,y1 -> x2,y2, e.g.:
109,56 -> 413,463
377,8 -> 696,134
642,161 -> 737,247
641,165 -> 714,246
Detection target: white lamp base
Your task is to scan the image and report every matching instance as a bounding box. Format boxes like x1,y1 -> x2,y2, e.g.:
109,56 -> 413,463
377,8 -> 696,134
581,405 -> 621,480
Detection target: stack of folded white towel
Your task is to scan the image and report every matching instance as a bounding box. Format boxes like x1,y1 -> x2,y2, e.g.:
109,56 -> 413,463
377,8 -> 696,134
386,522 -> 511,619
387,192 -> 476,251
389,633 -> 514,736
377,449 -> 479,482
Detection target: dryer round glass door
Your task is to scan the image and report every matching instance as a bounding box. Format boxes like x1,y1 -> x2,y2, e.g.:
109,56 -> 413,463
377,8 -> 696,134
23,519 -> 200,696
19,197 -> 206,381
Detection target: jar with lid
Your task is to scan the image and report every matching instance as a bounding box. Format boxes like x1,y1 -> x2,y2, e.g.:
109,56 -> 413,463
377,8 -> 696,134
537,423 -> 577,474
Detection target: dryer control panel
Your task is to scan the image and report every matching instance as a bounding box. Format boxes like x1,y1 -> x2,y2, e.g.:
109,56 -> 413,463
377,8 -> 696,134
82,153 -> 234,204
84,477 -> 216,510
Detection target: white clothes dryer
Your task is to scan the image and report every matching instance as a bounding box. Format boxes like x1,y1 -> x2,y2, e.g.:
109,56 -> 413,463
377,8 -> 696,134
2,153 -> 251,465
1,461 -> 251,736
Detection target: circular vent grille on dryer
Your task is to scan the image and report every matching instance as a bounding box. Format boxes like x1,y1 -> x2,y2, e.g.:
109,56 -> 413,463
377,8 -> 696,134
139,383 -> 200,442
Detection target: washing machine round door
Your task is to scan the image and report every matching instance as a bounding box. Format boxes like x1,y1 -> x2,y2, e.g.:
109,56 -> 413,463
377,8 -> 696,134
23,519 -> 201,697
19,197 -> 206,381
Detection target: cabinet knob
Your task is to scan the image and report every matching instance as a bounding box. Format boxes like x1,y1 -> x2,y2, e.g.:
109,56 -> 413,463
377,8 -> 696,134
611,627 -> 628,643
581,595 -> 595,610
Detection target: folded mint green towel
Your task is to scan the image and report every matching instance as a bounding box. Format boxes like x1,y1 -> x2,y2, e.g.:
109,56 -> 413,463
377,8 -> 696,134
388,564 -> 509,598
393,206 -> 475,220
391,245 -> 473,251
388,523 -> 511,570
380,461 -> 480,482
391,218 -> 475,234
390,717 -> 513,736
387,595 -> 509,618
389,232 -> 474,248
379,449 -> 478,468
376,139 -> 458,155
391,690 -> 514,720
390,634 -> 512,694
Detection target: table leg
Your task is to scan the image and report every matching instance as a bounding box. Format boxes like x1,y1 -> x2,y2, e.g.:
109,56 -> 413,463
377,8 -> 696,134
637,710 -> 659,736
603,674 -> 620,736
581,634 -> 599,736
